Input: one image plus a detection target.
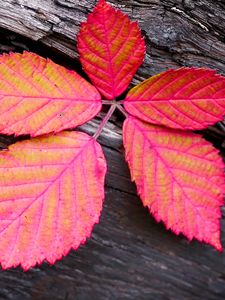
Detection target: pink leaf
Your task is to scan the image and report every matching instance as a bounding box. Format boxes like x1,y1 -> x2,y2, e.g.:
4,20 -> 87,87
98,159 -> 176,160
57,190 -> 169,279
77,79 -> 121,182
77,0 -> 145,99
0,51 -> 101,137
0,131 -> 106,270
123,116 -> 224,250
124,68 -> 225,130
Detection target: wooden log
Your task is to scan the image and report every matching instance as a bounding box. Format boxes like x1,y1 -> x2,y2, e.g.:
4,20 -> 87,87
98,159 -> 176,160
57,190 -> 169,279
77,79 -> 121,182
0,1 -> 225,299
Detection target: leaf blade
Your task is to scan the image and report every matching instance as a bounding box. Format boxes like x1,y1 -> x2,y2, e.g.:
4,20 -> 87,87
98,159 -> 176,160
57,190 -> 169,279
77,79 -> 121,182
0,131 -> 106,270
0,52 -> 101,136
124,68 -> 225,130
123,116 -> 224,250
77,0 -> 145,99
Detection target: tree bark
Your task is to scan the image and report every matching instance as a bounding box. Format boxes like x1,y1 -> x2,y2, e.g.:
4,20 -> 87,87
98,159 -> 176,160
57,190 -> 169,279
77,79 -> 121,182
0,1 -> 225,299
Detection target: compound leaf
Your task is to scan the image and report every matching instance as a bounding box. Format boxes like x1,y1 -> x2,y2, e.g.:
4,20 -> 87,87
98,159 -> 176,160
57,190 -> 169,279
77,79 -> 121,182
0,51 -> 101,137
0,131 -> 106,270
123,116 -> 224,250
77,0 -> 145,99
124,68 -> 225,130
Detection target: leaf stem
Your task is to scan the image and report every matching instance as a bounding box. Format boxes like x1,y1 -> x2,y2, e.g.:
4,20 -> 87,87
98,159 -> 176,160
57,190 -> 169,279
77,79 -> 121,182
102,100 -> 114,105
116,100 -> 124,105
117,104 -> 128,118
102,100 -> 124,105
93,104 -> 117,139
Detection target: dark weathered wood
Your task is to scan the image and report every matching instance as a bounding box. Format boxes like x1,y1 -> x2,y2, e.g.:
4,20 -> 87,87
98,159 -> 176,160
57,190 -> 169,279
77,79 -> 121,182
0,1 -> 225,299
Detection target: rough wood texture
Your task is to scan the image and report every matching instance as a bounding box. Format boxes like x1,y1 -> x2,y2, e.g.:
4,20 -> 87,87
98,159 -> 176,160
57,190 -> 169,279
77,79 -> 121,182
0,0 -> 225,299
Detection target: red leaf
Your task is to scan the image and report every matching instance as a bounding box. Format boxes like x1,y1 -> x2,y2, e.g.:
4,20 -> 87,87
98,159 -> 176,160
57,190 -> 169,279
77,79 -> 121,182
0,131 -> 106,270
123,116 -> 224,250
124,68 -> 225,130
77,0 -> 145,99
0,52 -> 101,137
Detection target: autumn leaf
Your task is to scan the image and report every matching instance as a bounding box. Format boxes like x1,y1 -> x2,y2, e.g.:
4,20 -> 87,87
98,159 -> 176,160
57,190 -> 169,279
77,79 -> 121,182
0,131 -> 106,270
124,68 -> 225,130
0,0 -> 223,272
77,0 -> 145,99
123,116 -> 225,250
0,51 -> 101,137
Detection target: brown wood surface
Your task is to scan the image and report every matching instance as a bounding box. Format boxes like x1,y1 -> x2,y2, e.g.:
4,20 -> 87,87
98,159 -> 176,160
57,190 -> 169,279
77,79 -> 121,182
0,1 -> 225,299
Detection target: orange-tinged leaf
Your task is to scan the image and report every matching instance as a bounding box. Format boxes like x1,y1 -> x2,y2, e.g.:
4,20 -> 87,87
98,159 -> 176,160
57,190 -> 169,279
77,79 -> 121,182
0,131 -> 106,270
124,68 -> 225,130
123,116 -> 224,250
77,0 -> 145,99
0,51 -> 101,136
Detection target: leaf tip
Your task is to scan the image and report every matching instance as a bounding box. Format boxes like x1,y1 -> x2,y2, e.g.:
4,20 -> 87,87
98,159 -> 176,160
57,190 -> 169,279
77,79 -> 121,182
95,0 -> 110,11
215,243 -> 223,252
210,234 -> 223,252
97,0 -> 107,4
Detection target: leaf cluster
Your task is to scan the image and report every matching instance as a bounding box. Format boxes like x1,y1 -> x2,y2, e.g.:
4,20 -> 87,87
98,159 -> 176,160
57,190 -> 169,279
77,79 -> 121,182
0,0 -> 224,270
